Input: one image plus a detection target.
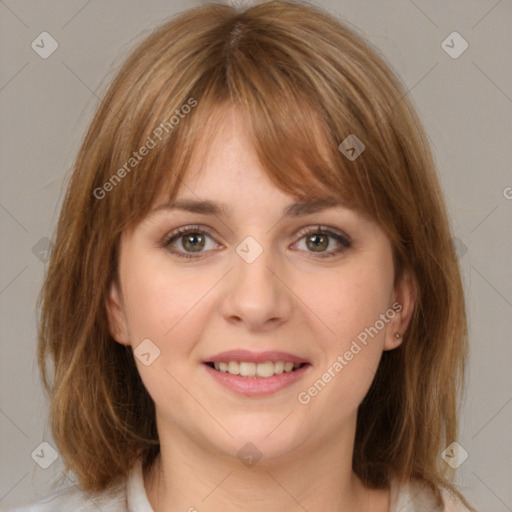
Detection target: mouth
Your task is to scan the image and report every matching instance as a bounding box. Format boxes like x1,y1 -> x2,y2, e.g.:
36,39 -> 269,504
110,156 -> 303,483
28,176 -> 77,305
202,349 -> 312,396
204,361 -> 310,378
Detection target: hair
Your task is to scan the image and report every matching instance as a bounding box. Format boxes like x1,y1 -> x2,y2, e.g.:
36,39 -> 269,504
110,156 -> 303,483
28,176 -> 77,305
37,0 -> 472,509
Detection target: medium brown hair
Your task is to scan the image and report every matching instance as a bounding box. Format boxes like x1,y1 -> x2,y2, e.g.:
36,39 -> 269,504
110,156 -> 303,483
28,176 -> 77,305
38,0 -> 471,508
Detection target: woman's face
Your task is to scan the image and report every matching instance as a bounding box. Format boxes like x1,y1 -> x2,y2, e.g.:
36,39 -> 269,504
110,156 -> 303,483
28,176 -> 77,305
107,107 -> 414,463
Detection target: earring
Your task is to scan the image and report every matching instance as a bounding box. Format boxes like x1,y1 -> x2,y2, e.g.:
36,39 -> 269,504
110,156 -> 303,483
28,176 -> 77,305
394,332 -> 401,339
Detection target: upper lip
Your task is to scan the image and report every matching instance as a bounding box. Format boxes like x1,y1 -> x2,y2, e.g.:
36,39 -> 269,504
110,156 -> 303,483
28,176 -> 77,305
204,349 -> 310,364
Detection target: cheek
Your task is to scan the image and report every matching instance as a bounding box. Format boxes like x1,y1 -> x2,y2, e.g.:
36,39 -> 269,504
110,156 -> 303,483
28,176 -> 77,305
120,252 -> 210,341
118,252 -> 210,409
307,255 -> 394,344
298,251 -> 394,402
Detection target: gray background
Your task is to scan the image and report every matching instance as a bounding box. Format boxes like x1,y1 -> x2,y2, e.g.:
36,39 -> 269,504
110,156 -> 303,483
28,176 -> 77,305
1,0 -> 511,510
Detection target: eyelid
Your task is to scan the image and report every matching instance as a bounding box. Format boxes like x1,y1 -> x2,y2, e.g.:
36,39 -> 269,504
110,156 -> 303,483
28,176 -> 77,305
161,224 -> 220,248
294,224 -> 351,245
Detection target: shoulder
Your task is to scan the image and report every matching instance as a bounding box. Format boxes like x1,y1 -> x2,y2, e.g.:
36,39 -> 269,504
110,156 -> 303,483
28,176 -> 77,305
391,478 -> 476,512
7,460 -> 152,512
7,480 -> 127,512
439,486 -> 475,512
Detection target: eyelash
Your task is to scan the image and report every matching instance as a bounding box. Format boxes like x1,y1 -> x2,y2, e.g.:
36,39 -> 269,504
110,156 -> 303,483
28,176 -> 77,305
161,224 -> 352,260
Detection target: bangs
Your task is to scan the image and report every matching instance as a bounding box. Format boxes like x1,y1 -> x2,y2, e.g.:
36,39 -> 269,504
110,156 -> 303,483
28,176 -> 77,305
107,18 -> 388,235
154,88 -> 365,213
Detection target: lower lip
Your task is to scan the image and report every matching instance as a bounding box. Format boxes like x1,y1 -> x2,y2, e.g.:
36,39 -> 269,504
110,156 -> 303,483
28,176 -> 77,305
202,363 -> 311,397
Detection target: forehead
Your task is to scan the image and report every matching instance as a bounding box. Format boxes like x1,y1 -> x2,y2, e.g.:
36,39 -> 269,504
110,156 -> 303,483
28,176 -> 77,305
154,103 -> 344,206
176,106 -> 266,183
150,196 -> 351,220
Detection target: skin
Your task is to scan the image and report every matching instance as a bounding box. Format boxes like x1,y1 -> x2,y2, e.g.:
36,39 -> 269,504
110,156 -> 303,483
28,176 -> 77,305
107,106 -> 415,512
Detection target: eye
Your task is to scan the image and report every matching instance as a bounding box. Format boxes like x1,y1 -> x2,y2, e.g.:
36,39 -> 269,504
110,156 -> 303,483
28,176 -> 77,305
162,225 -> 220,259
162,224 -> 351,260
292,225 -> 351,259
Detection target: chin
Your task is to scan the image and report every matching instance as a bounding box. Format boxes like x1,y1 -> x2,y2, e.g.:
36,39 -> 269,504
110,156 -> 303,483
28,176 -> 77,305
212,417 -> 309,460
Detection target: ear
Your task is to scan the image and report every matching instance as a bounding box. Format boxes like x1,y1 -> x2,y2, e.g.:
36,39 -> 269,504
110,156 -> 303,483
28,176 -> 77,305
106,278 -> 131,346
383,268 -> 416,351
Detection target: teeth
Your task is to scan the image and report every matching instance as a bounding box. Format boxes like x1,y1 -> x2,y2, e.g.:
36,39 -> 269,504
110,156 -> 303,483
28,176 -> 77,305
274,361 -> 284,375
239,362 -> 256,377
212,361 -> 303,378
256,361 -> 274,378
228,361 -> 240,375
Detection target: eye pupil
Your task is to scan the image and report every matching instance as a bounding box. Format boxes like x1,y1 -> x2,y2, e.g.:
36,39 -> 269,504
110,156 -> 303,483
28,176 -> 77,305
307,234 -> 328,252
183,233 -> 205,252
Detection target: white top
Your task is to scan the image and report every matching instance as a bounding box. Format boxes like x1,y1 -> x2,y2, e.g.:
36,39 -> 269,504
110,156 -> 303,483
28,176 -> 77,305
7,459 -> 473,512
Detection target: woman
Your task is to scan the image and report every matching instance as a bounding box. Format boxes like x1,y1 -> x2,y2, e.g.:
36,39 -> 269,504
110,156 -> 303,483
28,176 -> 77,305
12,1 -> 476,510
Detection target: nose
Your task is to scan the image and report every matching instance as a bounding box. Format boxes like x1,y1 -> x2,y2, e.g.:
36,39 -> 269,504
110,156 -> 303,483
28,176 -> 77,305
219,240 -> 295,331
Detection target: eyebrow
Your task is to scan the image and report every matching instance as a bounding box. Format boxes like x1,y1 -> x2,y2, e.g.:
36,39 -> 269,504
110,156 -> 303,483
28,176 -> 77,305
151,197 -> 346,218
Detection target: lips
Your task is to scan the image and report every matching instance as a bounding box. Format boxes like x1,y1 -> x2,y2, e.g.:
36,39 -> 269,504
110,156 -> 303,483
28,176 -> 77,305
202,349 -> 311,395
203,349 -> 310,377
204,349 -> 310,365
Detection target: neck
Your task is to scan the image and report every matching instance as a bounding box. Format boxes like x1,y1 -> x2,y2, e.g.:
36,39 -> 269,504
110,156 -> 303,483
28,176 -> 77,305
143,416 -> 390,512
